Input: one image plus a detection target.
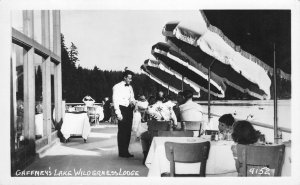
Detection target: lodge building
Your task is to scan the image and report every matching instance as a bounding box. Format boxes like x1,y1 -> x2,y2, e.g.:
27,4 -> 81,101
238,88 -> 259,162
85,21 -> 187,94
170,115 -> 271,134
11,10 -> 63,174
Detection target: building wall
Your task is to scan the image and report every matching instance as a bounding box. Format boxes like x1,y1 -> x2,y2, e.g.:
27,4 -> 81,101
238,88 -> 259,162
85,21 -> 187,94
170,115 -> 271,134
11,10 -> 62,175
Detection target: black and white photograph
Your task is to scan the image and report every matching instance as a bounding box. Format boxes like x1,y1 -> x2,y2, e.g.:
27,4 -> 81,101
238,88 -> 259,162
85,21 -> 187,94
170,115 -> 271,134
1,0 -> 300,184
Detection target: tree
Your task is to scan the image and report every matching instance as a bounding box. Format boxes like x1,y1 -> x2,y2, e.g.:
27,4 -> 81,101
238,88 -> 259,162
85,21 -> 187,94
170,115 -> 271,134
68,42 -> 79,64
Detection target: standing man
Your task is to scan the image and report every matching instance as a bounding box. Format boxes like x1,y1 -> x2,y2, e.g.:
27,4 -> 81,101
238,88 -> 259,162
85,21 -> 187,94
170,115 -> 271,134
112,69 -> 136,158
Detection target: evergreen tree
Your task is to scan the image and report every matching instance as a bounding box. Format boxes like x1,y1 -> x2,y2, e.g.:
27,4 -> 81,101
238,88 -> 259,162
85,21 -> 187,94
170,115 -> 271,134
68,42 -> 79,65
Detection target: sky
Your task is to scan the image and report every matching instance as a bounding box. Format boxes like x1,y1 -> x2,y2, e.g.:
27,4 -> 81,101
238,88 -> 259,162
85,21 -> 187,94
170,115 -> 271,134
61,10 -> 201,73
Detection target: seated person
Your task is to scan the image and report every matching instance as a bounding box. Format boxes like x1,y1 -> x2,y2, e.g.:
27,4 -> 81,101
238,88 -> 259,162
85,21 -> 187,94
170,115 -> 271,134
140,95 -> 177,164
179,90 -> 204,135
231,120 -> 261,175
218,114 -> 235,139
132,95 -> 149,138
146,96 -> 177,124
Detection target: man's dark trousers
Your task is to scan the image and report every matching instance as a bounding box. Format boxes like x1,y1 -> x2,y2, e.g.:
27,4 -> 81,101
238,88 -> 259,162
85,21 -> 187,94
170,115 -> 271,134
117,105 -> 133,155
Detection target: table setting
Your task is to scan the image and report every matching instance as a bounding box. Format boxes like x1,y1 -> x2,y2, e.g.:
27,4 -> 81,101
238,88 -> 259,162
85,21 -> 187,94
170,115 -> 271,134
145,136 -> 237,177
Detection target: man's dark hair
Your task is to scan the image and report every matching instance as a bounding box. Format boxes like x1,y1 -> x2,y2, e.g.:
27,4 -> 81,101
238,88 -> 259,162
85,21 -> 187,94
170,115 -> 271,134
123,69 -> 135,78
182,90 -> 193,100
148,96 -> 156,106
218,114 -> 235,127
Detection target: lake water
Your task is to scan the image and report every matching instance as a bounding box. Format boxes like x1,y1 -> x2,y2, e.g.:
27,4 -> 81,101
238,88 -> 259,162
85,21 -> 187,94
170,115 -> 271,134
198,99 -> 291,142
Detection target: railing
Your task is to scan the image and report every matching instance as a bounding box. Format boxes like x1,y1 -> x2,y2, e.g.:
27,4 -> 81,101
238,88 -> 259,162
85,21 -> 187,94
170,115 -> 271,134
65,103 -> 103,106
205,112 -> 291,134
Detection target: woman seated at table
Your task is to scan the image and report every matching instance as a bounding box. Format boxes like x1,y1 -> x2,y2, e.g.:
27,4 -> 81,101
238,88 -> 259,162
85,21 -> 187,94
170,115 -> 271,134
231,120 -> 261,174
140,95 -> 177,164
218,114 -> 235,139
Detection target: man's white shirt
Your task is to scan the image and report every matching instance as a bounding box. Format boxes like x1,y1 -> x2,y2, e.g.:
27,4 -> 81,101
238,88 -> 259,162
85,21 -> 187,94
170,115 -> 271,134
112,81 -> 135,118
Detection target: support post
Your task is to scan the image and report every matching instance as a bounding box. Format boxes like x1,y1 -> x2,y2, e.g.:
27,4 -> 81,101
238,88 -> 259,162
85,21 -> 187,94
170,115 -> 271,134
273,43 -> 279,144
42,10 -> 52,144
181,76 -> 184,91
53,10 -> 63,129
208,59 -> 215,123
23,10 -> 35,141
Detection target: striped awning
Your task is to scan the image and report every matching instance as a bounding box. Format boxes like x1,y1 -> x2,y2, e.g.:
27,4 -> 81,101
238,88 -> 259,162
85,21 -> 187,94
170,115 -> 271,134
162,16 -> 272,100
141,59 -> 200,97
151,42 -> 225,98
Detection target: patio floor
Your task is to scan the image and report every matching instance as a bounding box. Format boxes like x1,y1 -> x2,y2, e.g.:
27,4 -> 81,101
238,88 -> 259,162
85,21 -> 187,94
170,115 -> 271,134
24,123 -> 148,177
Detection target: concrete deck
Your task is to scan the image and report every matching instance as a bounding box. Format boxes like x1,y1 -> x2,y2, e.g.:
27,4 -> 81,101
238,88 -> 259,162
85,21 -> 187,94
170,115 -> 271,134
24,123 -> 148,177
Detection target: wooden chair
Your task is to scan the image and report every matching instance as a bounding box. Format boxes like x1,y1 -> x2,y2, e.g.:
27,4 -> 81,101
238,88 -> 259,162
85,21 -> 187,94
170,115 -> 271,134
180,121 -> 202,137
164,141 -> 210,177
147,120 -> 171,137
87,106 -> 98,125
158,131 -> 193,137
236,144 -> 285,176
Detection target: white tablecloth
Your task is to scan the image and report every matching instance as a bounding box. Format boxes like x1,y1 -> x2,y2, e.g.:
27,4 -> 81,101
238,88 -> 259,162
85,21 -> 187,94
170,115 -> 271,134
35,113 -> 43,136
61,112 -> 91,139
281,142 -> 291,176
145,137 -> 237,176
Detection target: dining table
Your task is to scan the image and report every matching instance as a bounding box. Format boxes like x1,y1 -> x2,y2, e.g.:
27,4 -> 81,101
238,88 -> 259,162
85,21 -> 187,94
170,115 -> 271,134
145,136 -> 238,177
61,112 -> 91,141
145,136 -> 291,177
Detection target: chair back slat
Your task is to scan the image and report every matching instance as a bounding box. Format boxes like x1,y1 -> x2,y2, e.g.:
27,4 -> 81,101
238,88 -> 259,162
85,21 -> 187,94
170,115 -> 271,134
236,144 -> 285,176
87,106 -> 96,111
165,141 -> 210,177
148,120 -> 171,137
148,120 -> 171,131
87,106 -> 98,124
181,121 -> 202,131
158,131 -> 193,137
181,121 -> 202,137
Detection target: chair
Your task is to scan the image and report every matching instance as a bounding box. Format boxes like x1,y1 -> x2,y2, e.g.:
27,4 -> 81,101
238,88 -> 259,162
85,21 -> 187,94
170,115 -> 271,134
204,130 -> 219,135
236,144 -> 285,176
87,106 -> 98,125
158,131 -> 193,137
180,121 -> 202,137
164,141 -> 210,177
147,120 -> 171,137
